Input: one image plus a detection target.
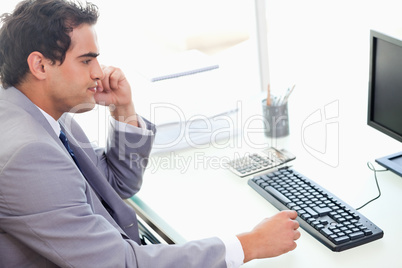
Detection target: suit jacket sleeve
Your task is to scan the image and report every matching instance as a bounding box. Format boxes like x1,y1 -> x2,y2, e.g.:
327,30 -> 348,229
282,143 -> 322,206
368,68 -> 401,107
98,116 -> 156,198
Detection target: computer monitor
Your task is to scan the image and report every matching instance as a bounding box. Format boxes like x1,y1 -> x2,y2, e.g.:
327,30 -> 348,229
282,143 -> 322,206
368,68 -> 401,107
367,30 -> 402,177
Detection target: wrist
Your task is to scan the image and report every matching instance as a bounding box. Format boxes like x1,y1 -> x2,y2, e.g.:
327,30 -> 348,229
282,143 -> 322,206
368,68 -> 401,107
109,102 -> 138,127
236,232 -> 257,263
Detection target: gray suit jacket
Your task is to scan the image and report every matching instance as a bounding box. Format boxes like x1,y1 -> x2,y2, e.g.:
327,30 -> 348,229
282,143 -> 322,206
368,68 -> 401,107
0,87 -> 227,268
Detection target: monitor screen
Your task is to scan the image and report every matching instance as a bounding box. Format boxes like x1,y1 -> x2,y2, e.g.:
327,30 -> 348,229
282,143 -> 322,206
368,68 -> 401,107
368,30 -> 402,143
368,30 -> 402,176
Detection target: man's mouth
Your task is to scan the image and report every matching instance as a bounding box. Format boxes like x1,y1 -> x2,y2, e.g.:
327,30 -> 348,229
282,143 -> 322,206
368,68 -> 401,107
88,85 -> 98,93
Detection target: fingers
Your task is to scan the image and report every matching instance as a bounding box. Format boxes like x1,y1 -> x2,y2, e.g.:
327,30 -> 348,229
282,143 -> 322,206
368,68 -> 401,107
278,210 -> 299,230
284,209 -> 298,220
294,228 -> 301,240
96,79 -> 104,93
281,210 -> 301,248
94,65 -> 133,109
100,65 -> 125,91
292,216 -> 301,241
100,66 -> 112,91
292,216 -> 300,230
286,210 -> 301,240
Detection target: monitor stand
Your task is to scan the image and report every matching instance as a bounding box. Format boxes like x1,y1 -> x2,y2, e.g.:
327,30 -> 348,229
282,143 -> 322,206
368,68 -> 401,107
376,151 -> 402,177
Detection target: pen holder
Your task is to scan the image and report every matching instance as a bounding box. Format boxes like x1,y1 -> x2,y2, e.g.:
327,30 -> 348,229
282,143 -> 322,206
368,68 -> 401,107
262,99 -> 289,138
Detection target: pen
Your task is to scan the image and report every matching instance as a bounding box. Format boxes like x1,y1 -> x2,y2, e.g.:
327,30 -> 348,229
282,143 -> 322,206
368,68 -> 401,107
276,95 -> 283,106
266,84 -> 271,106
282,84 -> 295,105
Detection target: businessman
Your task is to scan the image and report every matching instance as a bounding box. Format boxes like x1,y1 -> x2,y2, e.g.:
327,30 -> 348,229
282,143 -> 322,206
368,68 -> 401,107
0,0 -> 300,267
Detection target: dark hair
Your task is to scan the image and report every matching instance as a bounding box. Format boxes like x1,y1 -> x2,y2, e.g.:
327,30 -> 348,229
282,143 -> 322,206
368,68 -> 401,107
0,0 -> 99,88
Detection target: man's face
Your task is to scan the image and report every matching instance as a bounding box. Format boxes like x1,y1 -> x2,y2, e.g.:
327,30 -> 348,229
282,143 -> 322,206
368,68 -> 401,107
45,24 -> 104,116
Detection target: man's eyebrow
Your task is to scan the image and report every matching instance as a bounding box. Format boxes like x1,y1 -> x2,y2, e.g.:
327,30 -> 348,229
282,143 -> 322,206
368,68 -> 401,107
78,52 -> 100,58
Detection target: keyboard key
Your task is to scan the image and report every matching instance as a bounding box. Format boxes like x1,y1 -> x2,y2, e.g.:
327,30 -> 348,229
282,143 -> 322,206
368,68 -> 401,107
305,207 -> 319,218
313,206 -> 332,216
301,213 -> 311,220
320,219 -> 329,225
363,229 -> 373,236
334,236 -> 350,244
349,231 -> 365,240
263,186 -> 291,205
320,229 -> 333,237
315,224 -> 325,230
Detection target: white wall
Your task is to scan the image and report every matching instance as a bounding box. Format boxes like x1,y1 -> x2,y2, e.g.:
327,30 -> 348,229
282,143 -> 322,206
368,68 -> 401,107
2,0 -> 402,149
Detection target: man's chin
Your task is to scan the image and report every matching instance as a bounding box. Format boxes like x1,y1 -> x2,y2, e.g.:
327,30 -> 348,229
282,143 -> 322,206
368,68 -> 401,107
67,101 -> 96,114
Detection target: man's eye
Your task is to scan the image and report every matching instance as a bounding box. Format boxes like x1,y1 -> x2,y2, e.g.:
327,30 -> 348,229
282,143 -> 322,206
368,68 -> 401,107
83,60 -> 91,64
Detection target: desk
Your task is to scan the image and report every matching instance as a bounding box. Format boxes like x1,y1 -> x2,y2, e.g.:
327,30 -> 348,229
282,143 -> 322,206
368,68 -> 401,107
129,93 -> 402,267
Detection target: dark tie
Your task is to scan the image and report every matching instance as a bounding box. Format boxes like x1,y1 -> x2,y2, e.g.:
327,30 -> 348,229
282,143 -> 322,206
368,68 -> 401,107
59,130 -> 81,170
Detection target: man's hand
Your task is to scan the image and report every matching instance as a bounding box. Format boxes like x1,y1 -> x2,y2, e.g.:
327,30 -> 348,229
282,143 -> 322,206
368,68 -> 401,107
237,210 -> 301,263
95,66 -> 138,127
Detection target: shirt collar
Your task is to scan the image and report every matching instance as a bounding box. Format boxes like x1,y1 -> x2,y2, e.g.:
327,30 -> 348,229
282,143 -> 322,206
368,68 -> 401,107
36,106 -> 61,136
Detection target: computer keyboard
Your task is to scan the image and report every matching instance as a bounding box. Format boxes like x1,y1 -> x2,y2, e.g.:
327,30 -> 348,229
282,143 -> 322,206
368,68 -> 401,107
248,167 -> 384,251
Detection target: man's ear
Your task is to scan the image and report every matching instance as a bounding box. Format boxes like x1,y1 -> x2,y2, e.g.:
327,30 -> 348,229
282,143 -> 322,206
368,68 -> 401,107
27,51 -> 49,81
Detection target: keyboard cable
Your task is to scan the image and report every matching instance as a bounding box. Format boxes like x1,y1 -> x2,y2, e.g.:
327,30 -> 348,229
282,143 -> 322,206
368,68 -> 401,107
356,162 -> 387,210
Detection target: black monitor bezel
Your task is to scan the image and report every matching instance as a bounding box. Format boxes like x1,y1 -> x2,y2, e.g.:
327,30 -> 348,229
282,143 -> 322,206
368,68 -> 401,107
368,30 -> 402,177
367,30 -> 402,143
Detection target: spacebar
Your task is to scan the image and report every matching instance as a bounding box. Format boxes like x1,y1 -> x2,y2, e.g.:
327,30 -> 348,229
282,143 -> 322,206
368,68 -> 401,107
264,186 -> 291,205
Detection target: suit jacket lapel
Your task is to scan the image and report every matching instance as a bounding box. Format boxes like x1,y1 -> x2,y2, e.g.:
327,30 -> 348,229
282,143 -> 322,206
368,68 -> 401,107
58,122 -> 106,201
